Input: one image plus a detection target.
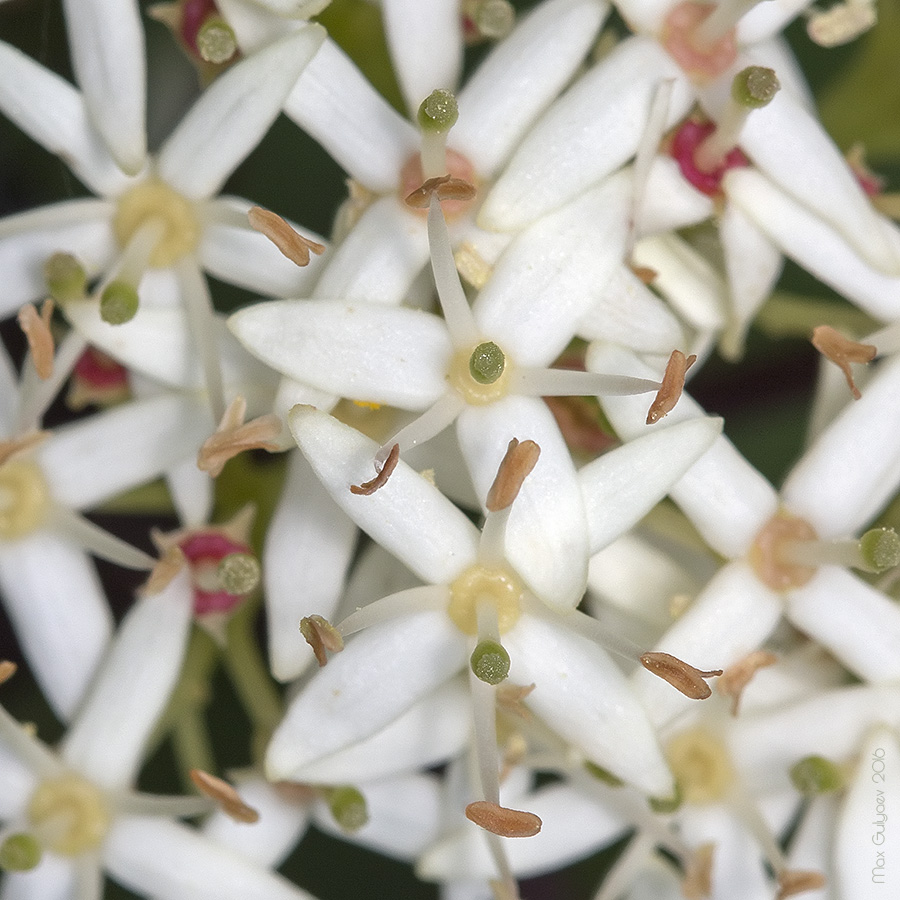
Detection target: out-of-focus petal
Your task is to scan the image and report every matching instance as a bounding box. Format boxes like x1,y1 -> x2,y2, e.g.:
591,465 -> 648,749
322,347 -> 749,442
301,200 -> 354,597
0,852 -> 77,900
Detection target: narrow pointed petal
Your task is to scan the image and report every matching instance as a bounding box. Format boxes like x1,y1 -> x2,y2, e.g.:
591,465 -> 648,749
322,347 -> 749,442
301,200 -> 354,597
458,396 -> 589,609
580,417 -> 722,552
166,456 -> 214,530
160,27 -> 326,200
265,451 -> 357,682
454,0 -> 609,178
383,0 -> 462,115
61,0 -> 146,175
61,568 -> 193,789
787,567 -> 900,683
265,608 -> 466,780
782,354 -> 900,537
478,37 -> 692,231
104,816 -> 319,900
0,532 -> 112,721
506,613 -> 673,796
284,37 -> 419,192
474,171 -> 631,367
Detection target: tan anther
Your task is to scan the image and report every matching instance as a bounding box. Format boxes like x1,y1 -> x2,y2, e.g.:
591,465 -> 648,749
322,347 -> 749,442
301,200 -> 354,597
750,513 -> 818,591
142,546 -> 187,595
350,443 -> 400,496
682,843 -> 715,900
189,769 -> 259,824
197,396 -> 281,478
405,174 -> 477,209
631,264 -> 658,285
640,651 -> 723,700
811,325 -> 876,400
717,650 -> 778,715
0,660 -> 17,685
0,431 -> 49,467
299,614 -> 344,667
496,682 -> 535,721
247,207 -> 325,268
776,869 -> 827,899
17,300 -> 55,380
465,800 -> 542,838
486,439 -> 541,512
646,350 -> 696,425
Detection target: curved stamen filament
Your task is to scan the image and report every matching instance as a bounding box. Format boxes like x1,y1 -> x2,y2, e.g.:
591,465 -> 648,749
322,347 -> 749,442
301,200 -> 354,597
511,367 -> 661,398
375,392 -> 465,467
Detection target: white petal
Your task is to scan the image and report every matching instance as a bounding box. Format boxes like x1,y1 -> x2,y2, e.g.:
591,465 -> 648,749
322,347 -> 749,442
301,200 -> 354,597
311,197 -> 429,304
37,393 -> 214,511
61,568 -> 193,789
457,397 -> 589,609
506,613 -> 674,796
265,609 -> 466,780
636,156 -> 714,236
478,37 -> 692,231
580,416 -> 722,552
786,794 -> 836,894
474,171 -> 631,367
614,0 -> 673,33
781,354 -> 900,536
0,853 -> 76,900
382,0 -> 462,115
166,456 -> 214,531
0,742 -> 35,819
264,451 -> 357,682
0,345 -> 17,435
104,816 -> 318,900
453,0 -> 609,178
787,567 -> 900,683
229,300 -> 451,408
159,26 -> 326,200
0,532 -> 112,721
631,561 -> 782,728
284,37 -> 419,192
289,406 -> 480,583
61,0 -> 146,175
738,0 -> 826,45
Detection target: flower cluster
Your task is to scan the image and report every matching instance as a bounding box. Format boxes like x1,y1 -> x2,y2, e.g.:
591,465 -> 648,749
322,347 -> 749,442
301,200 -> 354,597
0,0 -> 898,898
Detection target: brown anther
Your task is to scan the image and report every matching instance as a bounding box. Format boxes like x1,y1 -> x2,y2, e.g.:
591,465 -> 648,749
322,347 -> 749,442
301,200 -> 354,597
640,651 -> 722,700
247,206 -> 325,268
717,650 -> 778,715
300,614 -> 344,667
486,439 -> 541,512
811,325 -> 876,400
142,546 -> 187,595
682,842 -> 715,900
18,300 -> 55,380
646,350 -> 696,424
496,682 -> 535,721
0,661 -> 17,685
0,431 -> 50,467
197,396 -> 281,477
189,769 -> 260,824
350,443 -> 400,496
405,174 -> 477,209
465,800 -> 542,838
776,869 -> 827,899
631,264 -> 658,285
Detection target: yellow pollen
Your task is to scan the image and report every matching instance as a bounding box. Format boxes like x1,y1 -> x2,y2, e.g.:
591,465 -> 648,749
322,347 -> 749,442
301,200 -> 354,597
114,180 -> 199,267
749,513 -> 818,591
28,775 -> 111,856
448,346 -> 512,406
0,460 -> 51,540
666,728 -> 735,805
447,565 -> 523,635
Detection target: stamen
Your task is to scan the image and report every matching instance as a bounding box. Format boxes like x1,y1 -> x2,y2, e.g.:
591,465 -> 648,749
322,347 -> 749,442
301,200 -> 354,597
807,0 -> 876,47
486,439 -> 540,513
811,324 -> 876,399
405,173 -> 477,209
511,366 -> 661,398
350,443 -> 399,495
417,89 -> 459,180
324,785 -> 368,833
300,614 -> 344,667
44,252 -> 87,303
789,755 -> 844,795
716,650 -> 777,715
646,350 -> 696,424
0,833 -> 41,872
682,843 -> 714,900
776,870 -> 827,899
374,393 -> 465,466
197,396 -> 281,478
196,15 -> 237,64
465,800 -> 542,838
247,207 -> 325,268
0,660 -> 16,685
462,0 -> 515,43
17,300 -> 55,380
189,769 -> 259,823
640,651 -> 722,699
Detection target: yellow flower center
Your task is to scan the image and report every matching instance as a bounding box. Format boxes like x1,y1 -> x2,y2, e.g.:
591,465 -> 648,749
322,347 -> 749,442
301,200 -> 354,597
28,775 -> 111,856
666,727 -> 735,805
0,460 -> 50,540
447,344 -> 512,406
447,564 -> 523,635
113,180 -> 200,267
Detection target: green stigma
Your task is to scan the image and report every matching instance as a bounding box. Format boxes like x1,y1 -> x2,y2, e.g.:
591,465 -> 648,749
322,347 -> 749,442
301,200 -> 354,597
648,782 -> 682,814
859,528 -> 900,573
790,755 -> 844,795
468,342 -> 505,385
470,639 -> 510,685
417,89 -> 459,134
584,761 -> 624,788
218,552 -> 260,595
100,281 -> 139,325
0,833 -> 41,872
731,66 -> 780,109
197,16 -> 238,65
327,786 -> 368,833
44,252 -> 87,303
